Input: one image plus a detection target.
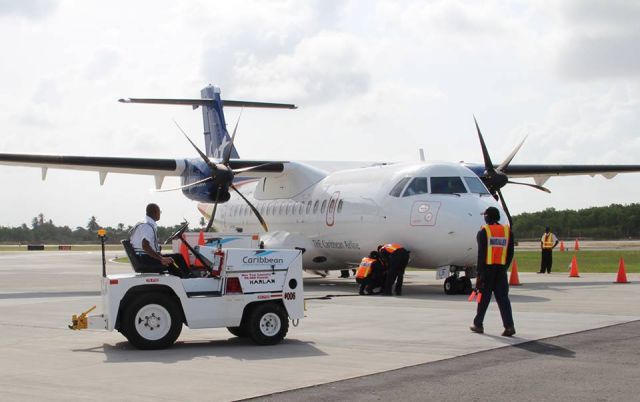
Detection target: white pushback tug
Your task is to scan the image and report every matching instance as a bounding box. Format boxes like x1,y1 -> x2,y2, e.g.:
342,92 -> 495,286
69,227 -> 305,349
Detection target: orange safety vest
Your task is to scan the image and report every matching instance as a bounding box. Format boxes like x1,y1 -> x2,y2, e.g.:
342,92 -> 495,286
382,243 -> 403,254
542,233 -> 554,249
483,224 -> 510,265
356,257 -> 376,279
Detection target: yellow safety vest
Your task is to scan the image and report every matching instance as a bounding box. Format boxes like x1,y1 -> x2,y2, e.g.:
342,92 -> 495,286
542,233 -> 554,249
483,224 -> 510,265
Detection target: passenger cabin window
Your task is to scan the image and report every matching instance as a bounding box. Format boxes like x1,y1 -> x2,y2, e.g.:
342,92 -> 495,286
430,177 -> 467,194
337,199 -> 344,213
313,200 -> 319,214
402,177 -> 428,197
306,201 -> 312,214
320,200 -> 327,213
464,176 -> 490,194
389,177 -> 411,197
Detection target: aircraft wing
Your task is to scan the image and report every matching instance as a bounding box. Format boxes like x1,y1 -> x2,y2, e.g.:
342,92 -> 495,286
0,152 -> 290,189
0,152 -> 187,188
502,164 -> 640,186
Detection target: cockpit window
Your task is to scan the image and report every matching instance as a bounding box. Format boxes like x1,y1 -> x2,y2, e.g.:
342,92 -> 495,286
389,177 -> 411,197
464,176 -> 490,194
430,177 -> 467,194
402,177 -> 428,197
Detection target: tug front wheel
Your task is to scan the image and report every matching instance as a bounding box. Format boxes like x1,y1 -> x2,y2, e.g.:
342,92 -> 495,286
247,303 -> 289,345
121,293 -> 183,350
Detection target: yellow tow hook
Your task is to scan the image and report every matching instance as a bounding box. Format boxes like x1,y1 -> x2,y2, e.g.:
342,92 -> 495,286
69,305 -> 96,330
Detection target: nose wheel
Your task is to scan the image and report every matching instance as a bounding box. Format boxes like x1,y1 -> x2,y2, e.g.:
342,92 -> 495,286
444,275 -> 472,295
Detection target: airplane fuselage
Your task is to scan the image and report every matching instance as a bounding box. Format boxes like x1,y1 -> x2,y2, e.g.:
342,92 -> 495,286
199,161 -> 505,270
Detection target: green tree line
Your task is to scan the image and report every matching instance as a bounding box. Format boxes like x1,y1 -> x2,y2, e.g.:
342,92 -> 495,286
1,204 -> 639,244
0,213 -> 203,244
512,203 -> 640,240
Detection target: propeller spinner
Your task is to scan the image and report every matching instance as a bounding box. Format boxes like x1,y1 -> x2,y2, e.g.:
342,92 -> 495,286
162,116 -> 270,232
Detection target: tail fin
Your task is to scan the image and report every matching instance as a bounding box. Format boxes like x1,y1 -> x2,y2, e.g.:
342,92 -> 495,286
200,85 -> 235,159
119,85 -> 296,160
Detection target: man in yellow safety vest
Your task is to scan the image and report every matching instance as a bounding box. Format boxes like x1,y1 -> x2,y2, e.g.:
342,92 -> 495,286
538,226 -> 559,274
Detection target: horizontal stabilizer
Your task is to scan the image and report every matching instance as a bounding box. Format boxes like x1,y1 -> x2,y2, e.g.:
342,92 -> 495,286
119,98 -> 296,109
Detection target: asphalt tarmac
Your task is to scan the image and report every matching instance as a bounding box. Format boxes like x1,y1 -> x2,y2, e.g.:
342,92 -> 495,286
250,320 -> 640,402
0,250 -> 638,401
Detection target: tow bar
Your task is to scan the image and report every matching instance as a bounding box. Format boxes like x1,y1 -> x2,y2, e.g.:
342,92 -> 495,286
69,305 -> 96,330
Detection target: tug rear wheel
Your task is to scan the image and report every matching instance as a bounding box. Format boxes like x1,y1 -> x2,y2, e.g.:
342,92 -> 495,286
122,293 -> 182,350
247,303 -> 289,345
227,325 -> 248,337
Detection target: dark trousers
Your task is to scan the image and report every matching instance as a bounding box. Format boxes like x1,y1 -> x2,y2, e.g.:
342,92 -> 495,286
359,272 -> 386,294
384,250 -> 410,295
137,253 -> 190,278
540,249 -> 553,273
474,266 -> 514,328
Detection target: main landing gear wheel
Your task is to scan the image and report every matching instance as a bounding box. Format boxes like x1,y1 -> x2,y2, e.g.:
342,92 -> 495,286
122,293 -> 183,350
247,303 -> 289,345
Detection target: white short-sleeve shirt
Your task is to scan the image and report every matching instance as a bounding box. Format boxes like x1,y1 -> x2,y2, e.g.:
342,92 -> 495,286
130,216 -> 159,253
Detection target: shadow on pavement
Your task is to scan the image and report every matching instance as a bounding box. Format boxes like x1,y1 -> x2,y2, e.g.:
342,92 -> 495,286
73,338 -> 326,363
512,339 -> 576,358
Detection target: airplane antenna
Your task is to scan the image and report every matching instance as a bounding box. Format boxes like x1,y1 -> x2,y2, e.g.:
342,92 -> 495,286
419,148 -> 425,161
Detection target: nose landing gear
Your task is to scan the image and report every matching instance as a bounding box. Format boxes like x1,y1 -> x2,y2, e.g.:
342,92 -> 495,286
443,267 -> 474,295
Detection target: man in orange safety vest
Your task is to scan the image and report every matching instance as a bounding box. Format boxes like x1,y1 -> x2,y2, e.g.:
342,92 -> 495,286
470,206 -> 516,337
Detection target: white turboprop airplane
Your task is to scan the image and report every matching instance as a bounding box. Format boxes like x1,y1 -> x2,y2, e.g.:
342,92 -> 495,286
2,84 -> 640,294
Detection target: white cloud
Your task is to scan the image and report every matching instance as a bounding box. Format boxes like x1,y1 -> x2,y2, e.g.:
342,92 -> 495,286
0,0 -> 58,20
0,0 -> 639,227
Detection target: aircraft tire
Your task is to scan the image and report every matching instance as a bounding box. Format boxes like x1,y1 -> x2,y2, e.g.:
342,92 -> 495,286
444,277 -> 456,295
247,302 -> 289,345
121,292 -> 183,350
461,277 -> 473,294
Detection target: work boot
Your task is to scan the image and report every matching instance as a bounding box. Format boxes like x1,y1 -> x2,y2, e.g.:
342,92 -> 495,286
502,327 -> 516,337
469,325 -> 484,334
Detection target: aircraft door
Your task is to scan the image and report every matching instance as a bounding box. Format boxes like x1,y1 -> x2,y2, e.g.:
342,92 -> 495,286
326,191 -> 340,227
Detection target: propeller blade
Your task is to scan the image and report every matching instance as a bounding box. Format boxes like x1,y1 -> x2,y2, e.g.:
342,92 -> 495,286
223,108 -> 243,165
154,177 -> 212,192
173,120 -> 217,170
506,180 -> 551,193
232,162 -> 279,174
204,184 -> 224,232
231,184 -> 269,232
496,189 -> 513,226
474,116 -> 495,174
497,135 -> 528,172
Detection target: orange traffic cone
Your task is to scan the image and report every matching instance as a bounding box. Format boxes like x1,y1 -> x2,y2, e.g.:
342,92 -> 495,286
574,239 -> 580,251
179,241 -> 191,268
509,259 -> 522,286
569,255 -> 580,277
614,257 -> 629,284
559,241 -> 565,252
193,230 -> 206,267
